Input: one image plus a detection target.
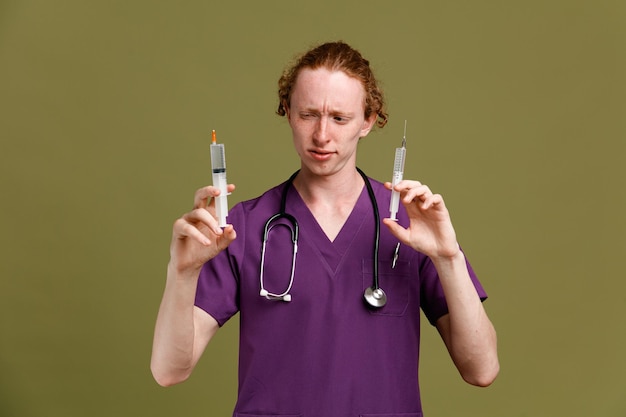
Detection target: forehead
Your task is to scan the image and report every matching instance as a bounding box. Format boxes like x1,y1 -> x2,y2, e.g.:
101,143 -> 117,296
290,68 -> 366,111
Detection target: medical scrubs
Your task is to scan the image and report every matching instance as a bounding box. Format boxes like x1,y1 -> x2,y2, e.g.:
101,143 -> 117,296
195,176 -> 487,417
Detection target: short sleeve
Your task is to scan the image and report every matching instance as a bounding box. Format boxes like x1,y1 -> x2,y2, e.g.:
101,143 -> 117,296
419,250 -> 487,326
194,205 -> 245,326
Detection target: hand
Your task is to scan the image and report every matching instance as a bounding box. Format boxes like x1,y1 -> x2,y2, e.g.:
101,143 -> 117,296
383,180 -> 460,260
169,184 -> 237,275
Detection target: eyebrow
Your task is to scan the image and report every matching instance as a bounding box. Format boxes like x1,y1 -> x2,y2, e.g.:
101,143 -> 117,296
298,106 -> 355,117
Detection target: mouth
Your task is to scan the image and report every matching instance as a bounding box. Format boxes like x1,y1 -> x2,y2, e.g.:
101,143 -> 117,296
309,149 -> 335,161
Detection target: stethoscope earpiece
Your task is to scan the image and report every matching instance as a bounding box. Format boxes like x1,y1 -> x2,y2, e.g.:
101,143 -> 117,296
260,288 -> 292,302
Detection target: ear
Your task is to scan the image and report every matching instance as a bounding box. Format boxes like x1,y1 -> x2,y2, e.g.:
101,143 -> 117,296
359,113 -> 377,138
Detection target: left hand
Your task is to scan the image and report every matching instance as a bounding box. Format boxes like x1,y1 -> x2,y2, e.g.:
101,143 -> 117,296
383,180 -> 461,260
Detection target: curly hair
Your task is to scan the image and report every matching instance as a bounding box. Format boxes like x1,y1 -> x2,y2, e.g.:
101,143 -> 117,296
276,41 -> 388,128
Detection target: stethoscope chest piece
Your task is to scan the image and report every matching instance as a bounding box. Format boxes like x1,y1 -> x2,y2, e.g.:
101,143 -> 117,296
364,286 -> 387,308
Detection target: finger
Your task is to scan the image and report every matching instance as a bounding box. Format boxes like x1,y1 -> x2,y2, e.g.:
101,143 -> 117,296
173,218 -> 212,246
402,184 -> 432,205
193,186 -> 221,209
193,184 -> 237,208
389,180 -> 422,192
382,218 -> 410,243
183,208 -> 223,235
420,193 -> 444,210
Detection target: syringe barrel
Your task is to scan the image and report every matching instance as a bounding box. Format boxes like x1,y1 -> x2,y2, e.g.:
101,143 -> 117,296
389,147 -> 406,221
210,143 -> 228,227
393,147 -> 406,173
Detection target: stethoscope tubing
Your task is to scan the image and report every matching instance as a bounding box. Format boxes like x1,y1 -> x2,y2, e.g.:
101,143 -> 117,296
259,212 -> 298,301
259,168 -> 386,308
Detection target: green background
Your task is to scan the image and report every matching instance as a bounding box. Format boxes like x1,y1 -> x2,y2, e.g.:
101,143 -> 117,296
1,1 -> 624,416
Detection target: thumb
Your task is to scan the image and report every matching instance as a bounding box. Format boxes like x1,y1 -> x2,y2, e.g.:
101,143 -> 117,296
382,218 -> 409,243
217,224 -> 237,250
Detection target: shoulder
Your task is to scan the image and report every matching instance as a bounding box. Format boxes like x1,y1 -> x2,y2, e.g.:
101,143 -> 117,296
363,175 -> 391,205
227,180 -> 290,228
361,174 -> 386,193
236,181 -> 287,213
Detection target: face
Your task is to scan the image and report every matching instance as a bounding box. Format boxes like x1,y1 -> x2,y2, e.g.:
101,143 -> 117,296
286,67 -> 376,179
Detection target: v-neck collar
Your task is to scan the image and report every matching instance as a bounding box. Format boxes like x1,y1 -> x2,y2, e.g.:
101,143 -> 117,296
285,185 -> 370,274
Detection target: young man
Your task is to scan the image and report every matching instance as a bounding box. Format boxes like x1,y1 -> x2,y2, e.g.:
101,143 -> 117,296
151,41 -> 499,416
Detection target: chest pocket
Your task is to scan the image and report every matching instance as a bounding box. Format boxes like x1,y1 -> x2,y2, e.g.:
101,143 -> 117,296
362,259 -> 413,316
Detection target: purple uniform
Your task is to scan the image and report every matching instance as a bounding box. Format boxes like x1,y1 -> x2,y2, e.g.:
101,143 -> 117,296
195,176 -> 487,417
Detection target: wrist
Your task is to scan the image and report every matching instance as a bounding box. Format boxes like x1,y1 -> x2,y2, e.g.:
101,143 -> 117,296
167,261 -> 203,282
429,244 -> 464,267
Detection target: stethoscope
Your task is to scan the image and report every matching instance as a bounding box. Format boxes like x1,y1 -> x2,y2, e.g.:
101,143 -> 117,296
259,168 -> 388,308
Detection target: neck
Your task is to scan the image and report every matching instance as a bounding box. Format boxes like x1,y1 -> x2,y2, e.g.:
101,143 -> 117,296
291,167 -> 365,242
292,167 -> 364,206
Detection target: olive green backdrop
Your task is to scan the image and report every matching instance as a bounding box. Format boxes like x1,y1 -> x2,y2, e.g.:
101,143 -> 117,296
1,1 -> 624,416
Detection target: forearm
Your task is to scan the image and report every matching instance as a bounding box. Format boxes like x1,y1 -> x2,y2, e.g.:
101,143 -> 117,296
432,251 -> 499,386
150,264 -> 204,386
150,185 -> 235,386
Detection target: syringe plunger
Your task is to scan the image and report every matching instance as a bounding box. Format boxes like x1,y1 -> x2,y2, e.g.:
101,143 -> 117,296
211,143 -> 226,172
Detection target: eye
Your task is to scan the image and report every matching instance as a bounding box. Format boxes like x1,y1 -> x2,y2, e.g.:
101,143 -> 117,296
299,112 -> 317,120
333,115 -> 350,124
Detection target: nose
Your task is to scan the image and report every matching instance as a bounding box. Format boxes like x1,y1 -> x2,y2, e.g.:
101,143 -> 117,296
312,116 -> 329,145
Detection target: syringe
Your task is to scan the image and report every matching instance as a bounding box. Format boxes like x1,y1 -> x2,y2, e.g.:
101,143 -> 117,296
210,130 -> 229,227
389,121 -> 407,221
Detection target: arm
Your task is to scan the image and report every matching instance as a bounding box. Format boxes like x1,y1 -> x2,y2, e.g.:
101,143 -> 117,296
150,185 -> 237,387
431,253 -> 499,387
383,180 -> 499,387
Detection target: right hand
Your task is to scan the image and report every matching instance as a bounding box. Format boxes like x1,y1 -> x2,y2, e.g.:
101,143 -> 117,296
169,184 -> 237,276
